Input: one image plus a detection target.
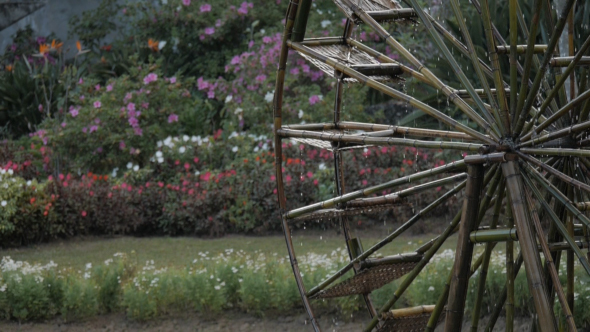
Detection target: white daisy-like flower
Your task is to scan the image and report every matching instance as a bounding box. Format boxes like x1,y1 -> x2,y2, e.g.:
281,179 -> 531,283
234,107 -> 243,114
264,91 -> 274,103
232,146 -> 239,153
321,20 -> 331,28
428,286 -> 435,291
1,201 -> 6,207
225,95 -> 233,103
298,109 -> 304,118
7,169 -> 13,175
157,157 -> 164,164
133,165 -> 139,172
179,146 -> 186,154
183,135 -> 189,142
156,151 -> 163,158
127,162 -> 133,169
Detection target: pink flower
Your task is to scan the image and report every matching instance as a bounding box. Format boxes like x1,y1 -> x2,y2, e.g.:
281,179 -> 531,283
255,74 -> 266,83
134,127 -> 143,136
205,27 -> 215,35
81,211 -> 87,217
362,180 -> 368,186
78,78 -> 84,84
197,77 -> 209,90
170,77 -> 176,84
290,68 -> 299,75
143,73 -> 158,85
106,84 -> 113,91
38,104 -> 43,112
119,141 -> 126,150
200,3 -> 211,11
307,171 -> 313,178
182,0 -> 191,5
127,102 -> 136,113
262,36 -> 272,43
95,84 -> 101,91
313,179 -> 319,186
193,157 -> 199,163
90,125 -> 98,133
168,114 -> 179,123
61,122 -> 66,128
141,102 -> 149,109
94,101 -> 102,108
309,95 -> 321,105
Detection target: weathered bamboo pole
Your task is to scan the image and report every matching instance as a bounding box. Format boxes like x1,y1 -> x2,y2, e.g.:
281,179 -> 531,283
566,171 -> 575,328
464,152 -> 516,165
550,56 -> 590,67
496,45 -> 548,54
502,161 -> 557,331
518,118 -> 590,147
449,0 -> 505,134
516,152 -> 590,193
522,166 -> 590,275
299,36 -> 343,46
363,167 -> 499,331
404,0 -> 502,139
271,1 -> 320,330
480,0 -> 511,135
483,252 -> 524,332
386,305 -> 435,318
506,191 -> 515,332
289,41 -> 496,144
525,89 -> 590,139
277,128 -> 484,151
306,180 -> 467,298
284,159 -> 466,219
524,187 -> 577,332
444,164 -> 485,332
513,0 -> 577,135
347,173 -> 467,208
512,0 -> 543,130
291,0 -> 311,42
470,228 -> 517,243
365,8 -> 417,21
521,147 -> 590,158
508,0 -> 518,127
470,180 -> 505,332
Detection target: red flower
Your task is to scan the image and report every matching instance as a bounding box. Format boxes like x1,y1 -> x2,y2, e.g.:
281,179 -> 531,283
81,211 -> 87,217
43,211 -> 48,216
30,198 -> 36,204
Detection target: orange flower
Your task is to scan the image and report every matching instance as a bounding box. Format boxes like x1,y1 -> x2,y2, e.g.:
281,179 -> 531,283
148,38 -> 159,52
101,45 -> 112,52
50,39 -> 63,52
39,44 -> 49,55
76,41 -> 82,52
5,64 -> 13,72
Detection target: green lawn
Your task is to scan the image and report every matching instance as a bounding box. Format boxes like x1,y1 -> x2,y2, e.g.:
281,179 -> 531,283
0,230 -> 459,270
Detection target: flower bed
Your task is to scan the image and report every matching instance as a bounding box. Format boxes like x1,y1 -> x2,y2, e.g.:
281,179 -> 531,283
1,248 -> 588,324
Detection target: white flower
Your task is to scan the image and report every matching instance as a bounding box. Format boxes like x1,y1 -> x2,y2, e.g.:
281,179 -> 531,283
26,180 -> 32,186
133,165 -> 139,172
158,41 -> 167,50
7,169 -> 13,175
319,163 -> 326,170
183,135 -> 189,142
157,157 -> 164,164
191,136 -> 198,142
264,91 -> 274,103
157,141 -> 163,148
214,285 -> 221,290
112,167 -> 119,177
194,170 -> 200,176
156,151 -> 163,158
179,146 -> 186,154
428,286 -> 435,291
234,107 -> 243,114
225,95 -> 233,103
232,146 -> 239,153
127,162 -> 133,169
86,263 -> 92,270
298,109 -> 304,118
1,201 -> 6,207
254,146 -> 259,152
321,20 -> 331,28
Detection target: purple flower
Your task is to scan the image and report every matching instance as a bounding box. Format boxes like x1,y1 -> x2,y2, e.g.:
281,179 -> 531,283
207,90 -> 215,99
255,74 -> 266,83
230,56 -> 241,65
200,3 -> 211,12
36,37 -> 46,45
170,77 -> 177,84
78,78 -> 84,84
80,95 -> 85,101
94,118 -> 101,124
82,127 -> 88,133
90,125 -> 98,133
69,107 -> 79,117
106,84 -> 113,92
182,0 -> 191,6
197,77 -> 209,90
143,73 -> 158,85
309,95 -> 321,105
95,84 -> 101,91
124,92 -> 133,102
215,19 -> 222,27
61,122 -> 67,128
119,141 -> 126,150
205,27 -> 215,35
97,147 -> 103,153
128,117 -> 138,127
168,114 -> 179,123
127,102 -> 136,112
262,36 -> 272,44
248,40 -> 254,48
141,102 -> 149,109
94,101 -> 102,108
134,127 -> 143,136
290,68 -> 299,75
38,104 -> 43,112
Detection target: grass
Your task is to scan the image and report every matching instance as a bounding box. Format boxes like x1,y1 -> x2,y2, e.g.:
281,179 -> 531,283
0,227 -> 458,270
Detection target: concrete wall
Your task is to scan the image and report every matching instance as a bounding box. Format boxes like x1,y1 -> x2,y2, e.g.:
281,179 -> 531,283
0,0 -> 103,53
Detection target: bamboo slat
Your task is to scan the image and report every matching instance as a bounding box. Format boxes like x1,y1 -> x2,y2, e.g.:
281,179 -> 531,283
496,45 -> 548,54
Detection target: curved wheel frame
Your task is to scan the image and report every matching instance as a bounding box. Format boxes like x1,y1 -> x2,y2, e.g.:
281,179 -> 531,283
272,1 -> 590,331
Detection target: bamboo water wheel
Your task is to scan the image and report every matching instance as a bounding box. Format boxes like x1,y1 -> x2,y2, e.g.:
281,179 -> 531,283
272,0 -> 590,331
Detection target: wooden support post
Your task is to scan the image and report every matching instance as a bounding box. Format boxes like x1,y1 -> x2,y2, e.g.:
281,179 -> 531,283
444,164 -> 484,332
502,161 -> 557,332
